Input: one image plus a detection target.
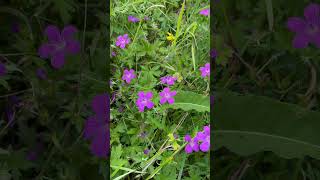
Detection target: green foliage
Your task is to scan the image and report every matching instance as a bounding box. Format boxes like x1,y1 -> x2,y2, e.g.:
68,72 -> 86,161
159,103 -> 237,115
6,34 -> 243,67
170,91 -> 209,112
110,0 -> 210,179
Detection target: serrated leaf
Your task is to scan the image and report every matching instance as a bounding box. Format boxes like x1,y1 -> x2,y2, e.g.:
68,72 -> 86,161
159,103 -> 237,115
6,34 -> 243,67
213,90 -> 320,159
169,91 -> 209,112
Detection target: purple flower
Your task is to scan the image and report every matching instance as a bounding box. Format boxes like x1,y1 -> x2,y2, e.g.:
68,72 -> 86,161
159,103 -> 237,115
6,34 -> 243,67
36,68 -> 47,80
159,87 -> 177,105
0,63 -> 7,76
287,3 -> 320,48
136,91 -> 154,112
199,63 -> 210,77
195,125 -> 210,152
83,93 -> 110,158
122,69 -> 136,83
111,51 -> 116,57
200,8 -> 210,16
143,149 -> 150,155
116,34 -> 131,49
11,22 -> 20,33
160,76 -> 177,86
210,49 -> 218,58
184,134 -> 199,154
4,96 -> 20,126
38,25 -> 81,69
128,16 -> 140,23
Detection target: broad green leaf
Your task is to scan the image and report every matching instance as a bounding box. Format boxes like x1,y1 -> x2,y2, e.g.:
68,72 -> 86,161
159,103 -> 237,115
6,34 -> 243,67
169,91 -> 209,112
213,90 -> 320,159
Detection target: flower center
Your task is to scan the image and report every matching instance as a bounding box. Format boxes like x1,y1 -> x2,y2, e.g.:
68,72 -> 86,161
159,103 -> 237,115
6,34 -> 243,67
308,24 -> 319,35
164,93 -> 170,98
55,41 -> 66,51
142,99 -> 148,105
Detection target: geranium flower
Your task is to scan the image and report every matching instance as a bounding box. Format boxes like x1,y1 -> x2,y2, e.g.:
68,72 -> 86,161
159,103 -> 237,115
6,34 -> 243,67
199,63 -> 210,77
136,91 -> 154,112
160,76 -> 177,86
4,96 -> 20,126
0,63 -> 7,76
184,134 -> 199,154
287,3 -> 320,48
122,69 -> 136,83
143,149 -> 150,155
83,93 -> 110,158
38,25 -> 81,69
195,125 -> 210,152
116,34 -> 131,49
159,87 -> 177,104
199,8 -> 210,16
128,15 -> 140,23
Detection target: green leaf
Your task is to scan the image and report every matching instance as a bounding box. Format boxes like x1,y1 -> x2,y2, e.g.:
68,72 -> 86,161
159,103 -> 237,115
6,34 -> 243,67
169,91 -> 209,112
213,90 -> 320,159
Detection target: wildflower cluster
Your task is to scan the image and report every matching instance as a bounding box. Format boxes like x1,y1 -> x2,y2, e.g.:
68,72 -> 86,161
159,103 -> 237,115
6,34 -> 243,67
184,125 -> 210,154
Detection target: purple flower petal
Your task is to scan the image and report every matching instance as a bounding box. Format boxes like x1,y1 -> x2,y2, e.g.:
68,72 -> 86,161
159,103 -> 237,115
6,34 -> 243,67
185,144 -> 193,154
84,116 -> 100,140
65,40 -> 81,54
145,92 -> 153,99
287,17 -> 307,33
199,141 -> 210,152
38,44 -> 56,58
159,98 -> 166,104
61,25 -> 78,41
146,101 -> 154,108
170,91 -> 177,96
90,131 -> 108,158
91,93 -> 109,116
138,92 -> 145,98
293,34 -> 310,48
184,135 -> 192,142
138,105 -> 145,112
44,25 -> 61,43
304,3 -> 320,26
51,51 -> 65,69
167,98 -> 174,104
